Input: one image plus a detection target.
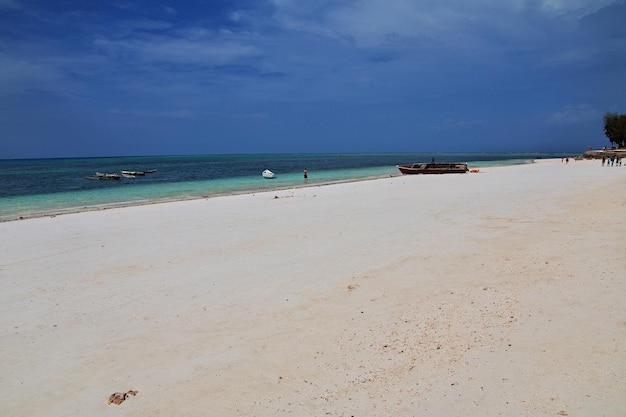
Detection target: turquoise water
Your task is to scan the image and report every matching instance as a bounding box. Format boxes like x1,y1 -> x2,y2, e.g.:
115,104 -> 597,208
0,153 -> 556,221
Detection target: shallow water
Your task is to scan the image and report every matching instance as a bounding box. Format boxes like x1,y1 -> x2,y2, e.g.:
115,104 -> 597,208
0,153 -> 558,221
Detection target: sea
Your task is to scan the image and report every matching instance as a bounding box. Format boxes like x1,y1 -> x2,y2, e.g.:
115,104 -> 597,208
0,152 -> 564,221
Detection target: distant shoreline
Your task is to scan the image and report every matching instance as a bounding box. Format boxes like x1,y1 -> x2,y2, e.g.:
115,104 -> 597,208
582,148 -> 626,159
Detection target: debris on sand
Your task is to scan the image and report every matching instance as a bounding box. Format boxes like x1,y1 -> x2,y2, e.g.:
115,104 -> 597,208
107,390 -> 138,405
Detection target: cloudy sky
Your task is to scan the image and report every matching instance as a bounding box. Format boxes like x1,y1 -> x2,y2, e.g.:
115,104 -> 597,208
1,0 -> 625,158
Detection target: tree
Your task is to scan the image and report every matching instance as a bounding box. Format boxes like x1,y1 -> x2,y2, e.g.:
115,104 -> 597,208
603,112 -> 626,148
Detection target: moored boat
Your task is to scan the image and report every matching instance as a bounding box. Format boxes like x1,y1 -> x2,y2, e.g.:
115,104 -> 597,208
262,169 -> 276,179
121,170 -> 145,176
397,162 -> 468,175
95,172 -> 121,180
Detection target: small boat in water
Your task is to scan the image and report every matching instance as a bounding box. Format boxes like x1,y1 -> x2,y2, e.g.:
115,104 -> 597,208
121,170 -> 145,176
95,172 -> 121,180
397,162 -> 468,175
262,169 -> 276,179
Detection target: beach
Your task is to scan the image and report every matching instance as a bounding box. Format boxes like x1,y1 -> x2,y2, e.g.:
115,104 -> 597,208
1,159 -> 625,416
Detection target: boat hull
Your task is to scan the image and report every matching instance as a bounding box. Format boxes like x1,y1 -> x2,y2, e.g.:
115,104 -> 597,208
397,163 -> 468,175
95,172 -> 121,180
262,169 -> 276,179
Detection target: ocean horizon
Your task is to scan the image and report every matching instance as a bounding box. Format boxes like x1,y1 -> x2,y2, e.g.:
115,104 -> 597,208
0,152 -> 565,221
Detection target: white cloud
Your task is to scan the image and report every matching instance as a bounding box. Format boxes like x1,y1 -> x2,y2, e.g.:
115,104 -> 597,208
118,19 -> 173,32
268,0 -> 619,48
108,108 -> 197,119
438,118 -> 486,130
93,34 -> 261,66
539,0 -> 616,18
548,103 -> 599,124
0,0 -> 20,10
163,6 -> 177,16
0,54 -> 64,94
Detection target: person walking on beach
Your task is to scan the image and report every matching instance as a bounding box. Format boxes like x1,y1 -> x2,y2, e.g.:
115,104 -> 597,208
303,168 -> 308,179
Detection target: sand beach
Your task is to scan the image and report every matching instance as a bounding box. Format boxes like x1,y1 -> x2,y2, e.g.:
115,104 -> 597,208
1,159 -> 625,416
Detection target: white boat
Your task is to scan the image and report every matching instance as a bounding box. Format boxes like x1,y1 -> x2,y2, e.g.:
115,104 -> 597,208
262,169 -> 275,179
95,172 -> 121,180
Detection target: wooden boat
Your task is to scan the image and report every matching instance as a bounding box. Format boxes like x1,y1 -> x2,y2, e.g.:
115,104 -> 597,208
397,162 -> 468,175
262,169 -> 276,179
95,172 -> 121,180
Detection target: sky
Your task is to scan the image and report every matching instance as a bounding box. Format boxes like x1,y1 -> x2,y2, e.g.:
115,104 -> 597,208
1,0 -> 625,159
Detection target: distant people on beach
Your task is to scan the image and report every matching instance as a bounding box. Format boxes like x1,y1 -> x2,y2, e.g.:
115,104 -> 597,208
303,168 -> 308,179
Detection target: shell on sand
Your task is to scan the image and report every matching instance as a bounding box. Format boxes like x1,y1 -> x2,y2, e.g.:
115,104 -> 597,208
107,390 -> 138,405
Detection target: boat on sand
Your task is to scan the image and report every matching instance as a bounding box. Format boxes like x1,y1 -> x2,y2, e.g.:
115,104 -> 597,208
397,163 -> 468,175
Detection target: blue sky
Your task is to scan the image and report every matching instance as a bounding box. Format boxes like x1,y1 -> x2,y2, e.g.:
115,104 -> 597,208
1,0 -> 625,158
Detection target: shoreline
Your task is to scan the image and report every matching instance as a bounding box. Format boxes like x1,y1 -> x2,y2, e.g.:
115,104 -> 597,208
0,158 -> 542,223
1,158 -> 624,416
0,171 -> 402,222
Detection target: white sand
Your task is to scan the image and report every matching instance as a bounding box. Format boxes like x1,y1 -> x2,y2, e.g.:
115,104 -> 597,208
1,159 -> 625,417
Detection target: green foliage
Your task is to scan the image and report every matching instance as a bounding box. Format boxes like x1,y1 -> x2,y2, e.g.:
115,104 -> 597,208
603,112 -> 626,148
